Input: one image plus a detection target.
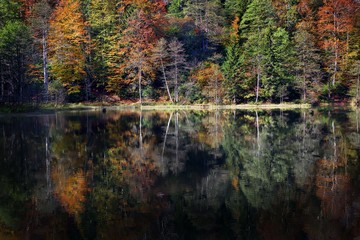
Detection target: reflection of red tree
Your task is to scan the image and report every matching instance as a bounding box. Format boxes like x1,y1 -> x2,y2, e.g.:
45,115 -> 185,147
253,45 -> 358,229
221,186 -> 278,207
315,158 -> 350,220
53,169 -> 88,215
299,157 -> 353,240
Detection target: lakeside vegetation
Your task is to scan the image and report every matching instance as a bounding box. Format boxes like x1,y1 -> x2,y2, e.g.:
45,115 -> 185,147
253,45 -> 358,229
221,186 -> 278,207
0,102 -> 312,113
0,0 -> 359,106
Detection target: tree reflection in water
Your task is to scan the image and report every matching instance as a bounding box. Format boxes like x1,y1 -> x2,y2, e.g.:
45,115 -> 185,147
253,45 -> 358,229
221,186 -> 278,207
0,109 -> 360,239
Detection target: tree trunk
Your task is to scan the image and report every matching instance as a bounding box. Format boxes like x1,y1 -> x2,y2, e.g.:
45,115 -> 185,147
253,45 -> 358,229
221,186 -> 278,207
303,61 -> 306,102
255,64 -> 260,104
139,65 -> 142,104
332,11 -> 337,86
42,30 -> 49,99
174,60 -> 178,103
356,71 -> 359,105
161,60 -> 173,102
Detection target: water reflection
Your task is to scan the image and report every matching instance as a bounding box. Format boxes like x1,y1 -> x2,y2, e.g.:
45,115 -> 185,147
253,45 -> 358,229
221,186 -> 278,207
0,109 -> 360,239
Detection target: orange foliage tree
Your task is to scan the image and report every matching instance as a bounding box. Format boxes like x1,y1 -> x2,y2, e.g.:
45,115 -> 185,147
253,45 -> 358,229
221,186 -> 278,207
48,0 -> 89,96
317,0 -> 356,88
109,0 -> 166,103
191,62 -> 223,103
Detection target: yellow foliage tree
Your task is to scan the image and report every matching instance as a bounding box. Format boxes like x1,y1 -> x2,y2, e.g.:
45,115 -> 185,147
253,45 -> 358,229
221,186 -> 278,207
48,0 -> 89,95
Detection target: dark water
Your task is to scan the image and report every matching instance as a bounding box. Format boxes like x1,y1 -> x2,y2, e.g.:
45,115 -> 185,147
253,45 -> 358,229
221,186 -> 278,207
1,108 -> 360,240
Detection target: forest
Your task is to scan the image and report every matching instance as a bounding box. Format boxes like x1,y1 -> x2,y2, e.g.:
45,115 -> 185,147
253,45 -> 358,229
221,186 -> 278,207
0,0 -> 359,104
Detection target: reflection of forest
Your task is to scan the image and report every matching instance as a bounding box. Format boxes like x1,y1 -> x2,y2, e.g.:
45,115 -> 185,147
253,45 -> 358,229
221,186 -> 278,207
1,109 -> 360,239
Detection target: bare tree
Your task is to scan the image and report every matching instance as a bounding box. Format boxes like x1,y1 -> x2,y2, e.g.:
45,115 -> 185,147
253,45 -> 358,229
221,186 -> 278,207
152,38 -> 173,102
168,38 -> 187,103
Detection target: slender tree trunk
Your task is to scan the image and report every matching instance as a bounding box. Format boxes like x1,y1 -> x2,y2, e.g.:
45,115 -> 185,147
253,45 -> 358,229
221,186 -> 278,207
332,11 -> 337,86
139,65 -> 142,104
303,61 -> 306,102
174,61 -> 178,103
356,71 -> 359,105
42,30 -> 49,99
256,63 -> 260,104
161,59 -> 173,102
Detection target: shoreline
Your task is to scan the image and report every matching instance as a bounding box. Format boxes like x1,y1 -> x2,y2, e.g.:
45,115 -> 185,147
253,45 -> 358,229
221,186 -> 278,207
0,102 -> 313,113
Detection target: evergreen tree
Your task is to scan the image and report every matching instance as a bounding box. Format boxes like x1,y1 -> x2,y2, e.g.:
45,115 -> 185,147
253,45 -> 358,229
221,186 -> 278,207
239,0 -> 276,102
268,27 -> 295,103
222,17 -> 242,103
294,21 -> 322,102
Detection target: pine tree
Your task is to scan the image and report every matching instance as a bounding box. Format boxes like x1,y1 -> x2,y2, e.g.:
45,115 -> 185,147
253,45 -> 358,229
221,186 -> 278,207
294,21 -> 322,102
268,27 -> 295,103
239,0 -> 276,103
222,17 -> 241,103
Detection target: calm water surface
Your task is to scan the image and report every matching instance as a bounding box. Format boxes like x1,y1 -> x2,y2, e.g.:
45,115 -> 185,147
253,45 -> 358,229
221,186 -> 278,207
1,109 -> 360,239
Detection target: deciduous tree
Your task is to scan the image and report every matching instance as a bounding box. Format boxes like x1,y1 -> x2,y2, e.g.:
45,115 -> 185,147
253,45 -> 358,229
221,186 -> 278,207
317,0 -> 355,88
48,0 -> 89,97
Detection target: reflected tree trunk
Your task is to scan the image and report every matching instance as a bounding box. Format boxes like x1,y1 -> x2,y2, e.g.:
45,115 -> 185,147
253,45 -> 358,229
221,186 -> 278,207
331,120 -> 337,192
255,111 -> 260,154
139,111 -> 143,152
215,110 -> 219,148
45,136 -> 51,196
356,108 -> 359,133
175,111 -> 179,174
161,112 -> 173,174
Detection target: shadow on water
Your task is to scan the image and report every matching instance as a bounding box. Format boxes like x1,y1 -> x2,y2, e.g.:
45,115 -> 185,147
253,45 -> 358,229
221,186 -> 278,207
0,109 -> 360,239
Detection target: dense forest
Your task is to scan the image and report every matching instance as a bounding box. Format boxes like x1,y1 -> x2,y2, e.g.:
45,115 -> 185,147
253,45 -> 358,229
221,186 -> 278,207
0,0 -> 359,104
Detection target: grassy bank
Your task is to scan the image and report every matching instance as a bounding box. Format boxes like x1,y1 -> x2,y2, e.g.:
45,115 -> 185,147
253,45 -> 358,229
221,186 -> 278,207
139,103 -> 311,110
0,102 -> 312,113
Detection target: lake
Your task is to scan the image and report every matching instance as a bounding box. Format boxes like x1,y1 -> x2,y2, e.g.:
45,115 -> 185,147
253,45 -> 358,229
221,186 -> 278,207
0,108 -> 360,239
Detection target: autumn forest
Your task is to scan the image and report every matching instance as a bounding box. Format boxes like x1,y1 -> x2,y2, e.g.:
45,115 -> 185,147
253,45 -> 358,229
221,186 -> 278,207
0,0 -> 359,104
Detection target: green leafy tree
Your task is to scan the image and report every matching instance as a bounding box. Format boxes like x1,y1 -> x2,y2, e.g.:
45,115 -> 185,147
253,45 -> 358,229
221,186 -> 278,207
0,21 -> 31,102
88,0 -> 118,93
